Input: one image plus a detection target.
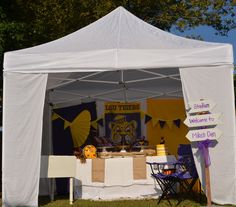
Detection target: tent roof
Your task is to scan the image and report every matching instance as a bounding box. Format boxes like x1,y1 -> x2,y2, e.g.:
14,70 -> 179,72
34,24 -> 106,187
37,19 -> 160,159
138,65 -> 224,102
48,68 -> 183,106
4,7 -> 233,73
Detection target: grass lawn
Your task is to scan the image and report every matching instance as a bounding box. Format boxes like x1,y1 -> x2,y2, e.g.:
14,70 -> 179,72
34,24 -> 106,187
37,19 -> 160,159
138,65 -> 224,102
38,196 -> 236,207
0,195 -> 235,206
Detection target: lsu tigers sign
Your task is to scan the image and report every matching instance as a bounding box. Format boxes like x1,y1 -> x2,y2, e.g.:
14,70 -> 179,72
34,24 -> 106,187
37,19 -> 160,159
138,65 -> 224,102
104,102 -> 141,145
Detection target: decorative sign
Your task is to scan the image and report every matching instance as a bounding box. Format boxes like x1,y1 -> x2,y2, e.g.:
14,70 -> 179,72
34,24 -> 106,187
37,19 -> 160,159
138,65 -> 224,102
184,113 -> 221,128
186,128 -> 222,142
184,99 -> 222,143
105,102 -> 140,113
104,102 -> 141,145
185,99 -> 220,207
188,100 -> 216,114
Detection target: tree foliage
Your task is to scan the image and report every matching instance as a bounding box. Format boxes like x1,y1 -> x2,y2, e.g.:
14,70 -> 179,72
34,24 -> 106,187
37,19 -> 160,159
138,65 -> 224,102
0,0 -> 235,68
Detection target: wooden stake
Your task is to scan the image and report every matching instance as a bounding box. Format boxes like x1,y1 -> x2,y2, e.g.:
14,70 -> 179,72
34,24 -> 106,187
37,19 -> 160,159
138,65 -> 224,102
205,166 -> 212,207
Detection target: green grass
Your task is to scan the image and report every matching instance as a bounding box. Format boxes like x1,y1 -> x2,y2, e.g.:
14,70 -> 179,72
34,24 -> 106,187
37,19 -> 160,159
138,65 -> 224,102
0,195 -> 235,207
39,197 -> 199,207
38,196 -> 236,207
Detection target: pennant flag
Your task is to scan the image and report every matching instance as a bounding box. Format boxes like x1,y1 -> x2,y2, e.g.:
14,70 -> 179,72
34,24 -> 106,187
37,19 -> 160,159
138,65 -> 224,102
52,113 -> 60,121
173,119 -> 181,128
91,120 -> 98,129
145,114 -> 152,124
64,120 -> 71,129
97,118 -> 104,127
159,120 -> 166,128
152,118 -> 159,127
166,120 -> 173,129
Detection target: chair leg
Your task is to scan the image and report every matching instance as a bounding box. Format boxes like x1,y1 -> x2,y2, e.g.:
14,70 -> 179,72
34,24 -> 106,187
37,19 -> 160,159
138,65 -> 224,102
156,179 -> 178,206
198,180 -> 203,204
156,180 -> 170,204
176,178 -> 199,206
156,181 -> 168,205
176,181 -> 186,206
158,191 -> 172,206
187,178 -> 198,194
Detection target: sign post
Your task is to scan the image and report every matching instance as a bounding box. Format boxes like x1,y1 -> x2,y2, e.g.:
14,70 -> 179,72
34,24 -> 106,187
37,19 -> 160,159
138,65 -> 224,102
205,166 -> 212,207
184,99 -> 221,207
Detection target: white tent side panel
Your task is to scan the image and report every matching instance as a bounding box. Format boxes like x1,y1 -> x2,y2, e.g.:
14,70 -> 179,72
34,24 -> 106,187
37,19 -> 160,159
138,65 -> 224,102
3,73 -> 48,206
180,65 -> 236,205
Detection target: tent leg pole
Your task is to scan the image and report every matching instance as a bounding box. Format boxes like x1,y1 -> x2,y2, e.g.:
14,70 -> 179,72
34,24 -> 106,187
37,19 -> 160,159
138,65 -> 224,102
69,177 -> 73,205
49,103 -> 55,203
49,103 -> 53,155
50,178 -> 55,202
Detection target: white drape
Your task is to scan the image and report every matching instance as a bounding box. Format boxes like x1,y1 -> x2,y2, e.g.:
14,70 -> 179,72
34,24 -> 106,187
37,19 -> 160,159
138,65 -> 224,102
3,73 -> 48,206
180,65 -> 236,204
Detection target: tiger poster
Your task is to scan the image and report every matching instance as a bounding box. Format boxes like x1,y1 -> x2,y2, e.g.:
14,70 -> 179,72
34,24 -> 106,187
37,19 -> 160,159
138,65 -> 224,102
104,102 -> 141,145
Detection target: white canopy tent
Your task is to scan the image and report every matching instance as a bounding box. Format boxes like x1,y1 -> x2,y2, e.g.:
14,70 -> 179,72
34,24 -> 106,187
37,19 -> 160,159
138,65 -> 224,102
3,6 -> 236,206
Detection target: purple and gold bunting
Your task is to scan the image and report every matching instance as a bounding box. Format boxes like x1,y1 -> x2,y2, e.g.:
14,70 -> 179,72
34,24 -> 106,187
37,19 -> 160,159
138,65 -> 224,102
166,120 -> 173,129
173,119 -> 181,128
145,114 -> 152,124
152,118 -> 159,127
159,120 -> 166,128
97,118 -> 104,127
142,111 -> 183,129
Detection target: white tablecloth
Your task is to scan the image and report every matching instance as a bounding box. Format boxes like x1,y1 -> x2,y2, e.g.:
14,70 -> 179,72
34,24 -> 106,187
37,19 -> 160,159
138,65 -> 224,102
74,155 -> 176,200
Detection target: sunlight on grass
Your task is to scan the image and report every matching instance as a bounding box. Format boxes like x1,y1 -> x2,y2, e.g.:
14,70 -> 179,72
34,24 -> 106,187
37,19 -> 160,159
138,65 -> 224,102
0,196 -> 235,207
38,195 -> 236,207
39,196 -> 203,207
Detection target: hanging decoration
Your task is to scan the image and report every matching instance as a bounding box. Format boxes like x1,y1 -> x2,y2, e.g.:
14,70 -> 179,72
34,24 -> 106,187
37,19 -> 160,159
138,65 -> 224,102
141,111 -> 184,129
159,120 -> 166,128
90,120 -> 98,129
52,101 -> 97,148
53,110 -> 91,147
97,118 -> 104,127
64,120 -> 71,129
52,112 -> 60,121
173,119 -> 181,128
166,120 -> 173,129
152,118 -> 159,127
104,102 -> 141,145
145,114 -> 152,124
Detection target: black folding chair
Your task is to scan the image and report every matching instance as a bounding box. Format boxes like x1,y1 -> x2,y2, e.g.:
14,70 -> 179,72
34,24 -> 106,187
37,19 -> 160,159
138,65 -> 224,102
147,145 -> 199,206
176,145 -> 199,192
174,144 -> 199,204
146,161 -> 178,206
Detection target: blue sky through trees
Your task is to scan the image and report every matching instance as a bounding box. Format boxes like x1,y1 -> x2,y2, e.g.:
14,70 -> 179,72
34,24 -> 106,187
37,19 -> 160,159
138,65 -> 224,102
172,26 -> 236,64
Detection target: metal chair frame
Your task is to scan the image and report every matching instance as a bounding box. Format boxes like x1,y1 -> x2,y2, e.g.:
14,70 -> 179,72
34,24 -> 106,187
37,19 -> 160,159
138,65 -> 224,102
147,162 -> 178,206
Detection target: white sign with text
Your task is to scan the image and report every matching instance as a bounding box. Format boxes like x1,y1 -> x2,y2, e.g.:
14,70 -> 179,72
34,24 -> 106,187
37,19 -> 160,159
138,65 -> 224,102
186,128 -> 222,142
184,113 -> 221,128
188,100 -> 216,114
